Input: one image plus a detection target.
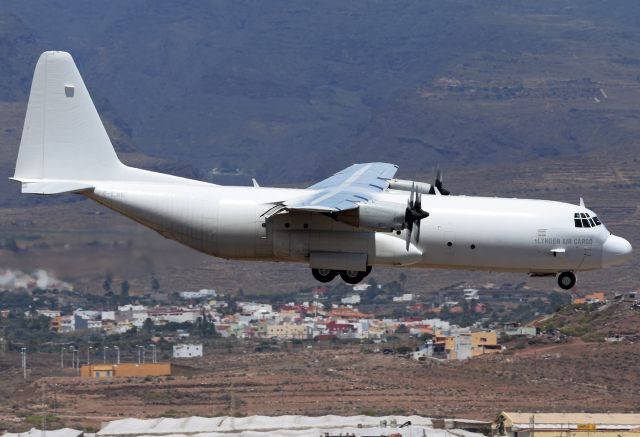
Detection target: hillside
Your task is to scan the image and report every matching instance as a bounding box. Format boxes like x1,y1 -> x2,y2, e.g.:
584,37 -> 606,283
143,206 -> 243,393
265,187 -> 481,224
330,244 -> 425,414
536,298 -> 640,342
2,1 -> 640,185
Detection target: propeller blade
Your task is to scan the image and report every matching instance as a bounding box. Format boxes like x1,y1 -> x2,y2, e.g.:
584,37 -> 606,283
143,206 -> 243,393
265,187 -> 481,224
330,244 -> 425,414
405,220 -> 414,250
435,167 -> 450,195
410,182 -> 415,206
415,219 -> 421,243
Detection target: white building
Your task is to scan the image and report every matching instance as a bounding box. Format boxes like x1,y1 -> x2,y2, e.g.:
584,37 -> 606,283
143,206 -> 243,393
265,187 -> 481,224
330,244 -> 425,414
341,294 -> 361,305
352,283 -> 371,291
87,320 -> 103,330
101,311 -> 116,321
239,302 -> 275,319
74,309 -> 101,320
424,318 -> 451,331
392,293 -> 414,302
173,343 -> 203,358
463,288 -> 479,300
179,289 -> 217,299
36,309 -> 61,318
118,304 -> 147,312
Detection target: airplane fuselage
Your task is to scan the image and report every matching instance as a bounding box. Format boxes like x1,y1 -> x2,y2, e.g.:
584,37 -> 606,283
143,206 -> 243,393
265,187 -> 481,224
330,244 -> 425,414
87,181 -> 622,274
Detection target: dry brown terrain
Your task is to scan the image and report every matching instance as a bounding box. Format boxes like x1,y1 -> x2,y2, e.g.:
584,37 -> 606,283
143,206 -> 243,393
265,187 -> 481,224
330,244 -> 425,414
1,340 -> 639,431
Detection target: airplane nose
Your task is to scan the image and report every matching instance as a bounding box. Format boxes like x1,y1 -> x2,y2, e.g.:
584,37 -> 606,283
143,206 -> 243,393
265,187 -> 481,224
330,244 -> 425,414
602,235 -> 633,267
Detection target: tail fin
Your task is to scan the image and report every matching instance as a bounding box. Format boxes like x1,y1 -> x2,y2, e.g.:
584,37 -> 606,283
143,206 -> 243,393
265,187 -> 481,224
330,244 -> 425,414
13,51 -> 124,192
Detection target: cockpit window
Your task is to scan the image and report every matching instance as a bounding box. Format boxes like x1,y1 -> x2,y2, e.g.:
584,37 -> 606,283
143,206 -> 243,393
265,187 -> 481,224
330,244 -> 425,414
574,212 -> 602,228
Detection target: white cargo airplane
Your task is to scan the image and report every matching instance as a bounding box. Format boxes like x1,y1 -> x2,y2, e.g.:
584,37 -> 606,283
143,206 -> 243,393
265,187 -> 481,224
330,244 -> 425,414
12,52 -> 633,289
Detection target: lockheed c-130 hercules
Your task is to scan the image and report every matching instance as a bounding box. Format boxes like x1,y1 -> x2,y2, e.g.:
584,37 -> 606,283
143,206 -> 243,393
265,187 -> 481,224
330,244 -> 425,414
12,52 -> 633,290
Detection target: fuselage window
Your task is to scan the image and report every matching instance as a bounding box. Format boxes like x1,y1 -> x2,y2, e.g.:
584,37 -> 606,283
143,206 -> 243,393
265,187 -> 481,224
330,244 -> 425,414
588,218 -> 595,227
581,218 -> 590,227
593,216 -> 602,226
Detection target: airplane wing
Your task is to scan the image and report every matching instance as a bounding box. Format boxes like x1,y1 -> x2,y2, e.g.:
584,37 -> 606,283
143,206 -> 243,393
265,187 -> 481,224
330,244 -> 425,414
284,162 -> 398,212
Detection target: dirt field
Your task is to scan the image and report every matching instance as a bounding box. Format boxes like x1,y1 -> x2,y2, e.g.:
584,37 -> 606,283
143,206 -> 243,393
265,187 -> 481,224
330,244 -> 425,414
1,340 -> 639,431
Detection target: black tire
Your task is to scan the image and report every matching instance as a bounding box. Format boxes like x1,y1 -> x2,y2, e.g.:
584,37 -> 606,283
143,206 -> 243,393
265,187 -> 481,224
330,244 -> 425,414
339,267 -> 372,285
311,268 -> 338,283
557,271 -> 576,290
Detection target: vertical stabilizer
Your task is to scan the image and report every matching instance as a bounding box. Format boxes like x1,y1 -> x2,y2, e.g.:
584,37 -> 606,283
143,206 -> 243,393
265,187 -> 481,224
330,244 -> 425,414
14,51 -> 123,182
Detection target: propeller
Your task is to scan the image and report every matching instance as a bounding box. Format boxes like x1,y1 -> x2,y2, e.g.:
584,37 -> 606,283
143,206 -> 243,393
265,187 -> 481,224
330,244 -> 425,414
404,183 -> 430,250
428,168 -> 450,195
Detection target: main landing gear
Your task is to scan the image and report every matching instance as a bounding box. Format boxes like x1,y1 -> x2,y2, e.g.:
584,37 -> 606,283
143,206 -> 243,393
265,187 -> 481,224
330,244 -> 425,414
557,271 -> 576,290
311,267 -> 372,284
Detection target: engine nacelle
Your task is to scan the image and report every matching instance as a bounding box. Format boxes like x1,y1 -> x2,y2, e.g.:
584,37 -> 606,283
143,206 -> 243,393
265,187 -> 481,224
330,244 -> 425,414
388,178 -> 432,194
336,202 -> 406,232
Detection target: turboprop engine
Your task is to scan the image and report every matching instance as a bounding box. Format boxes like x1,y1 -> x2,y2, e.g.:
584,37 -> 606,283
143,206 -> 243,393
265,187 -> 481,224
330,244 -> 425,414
388,169 -> 451,196
334,202 -> 405,232
358,202 -> 406,232
335,186 -> 430,250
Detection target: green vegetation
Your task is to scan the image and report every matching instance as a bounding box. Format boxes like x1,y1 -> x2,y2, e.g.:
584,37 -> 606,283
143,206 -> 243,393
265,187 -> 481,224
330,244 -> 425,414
23,414 -> 63,430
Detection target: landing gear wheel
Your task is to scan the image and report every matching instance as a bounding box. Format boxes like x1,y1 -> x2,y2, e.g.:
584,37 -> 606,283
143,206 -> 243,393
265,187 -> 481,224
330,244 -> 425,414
311,268 -> 338,283
557,271 -> 576,290
339,266 -> 372,285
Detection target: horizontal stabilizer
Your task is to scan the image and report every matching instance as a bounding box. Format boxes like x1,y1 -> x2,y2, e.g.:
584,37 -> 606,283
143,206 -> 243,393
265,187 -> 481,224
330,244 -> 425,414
11,178 -> 94,195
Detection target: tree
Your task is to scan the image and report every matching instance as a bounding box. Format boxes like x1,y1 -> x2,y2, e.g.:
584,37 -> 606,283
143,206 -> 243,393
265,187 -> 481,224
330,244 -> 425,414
395,324 -> 409,334
151,276 -> 160,292
120,280 -> 130,296
398,272 -> 407,291
4,238 -> 19,252
143,317 -> 154,334
196,309 -> 216,338
102,272 -> 113,293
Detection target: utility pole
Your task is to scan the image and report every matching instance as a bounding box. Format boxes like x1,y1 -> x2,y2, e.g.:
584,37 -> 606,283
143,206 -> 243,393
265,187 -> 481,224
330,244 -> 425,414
21,347 -> 27,379
41,383 -> 46,437
60,348 -> 64,368
150,344 -> 157,363
70,346 -> 79,374
114,346 -> 120,364
137,345 -> 142,364
87,346 -> 93,365
103,346 -> 109,364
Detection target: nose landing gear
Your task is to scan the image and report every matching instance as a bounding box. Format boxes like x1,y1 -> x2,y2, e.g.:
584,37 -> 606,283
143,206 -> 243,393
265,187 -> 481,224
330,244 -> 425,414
557,271 -> 576,290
